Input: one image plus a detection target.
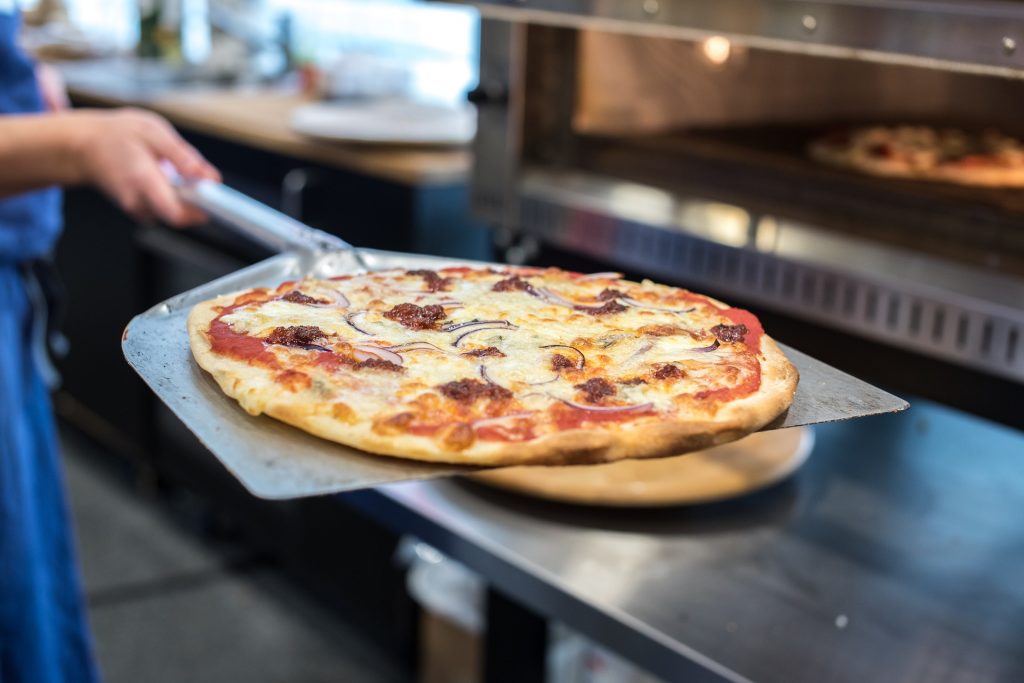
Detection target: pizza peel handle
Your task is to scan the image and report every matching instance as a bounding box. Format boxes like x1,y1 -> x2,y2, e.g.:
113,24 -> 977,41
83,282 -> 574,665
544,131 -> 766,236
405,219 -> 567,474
164,163 -> 371,269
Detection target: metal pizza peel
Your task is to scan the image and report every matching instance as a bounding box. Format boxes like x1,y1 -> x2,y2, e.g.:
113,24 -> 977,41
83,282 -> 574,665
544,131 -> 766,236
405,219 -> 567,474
121,177 -> 908,499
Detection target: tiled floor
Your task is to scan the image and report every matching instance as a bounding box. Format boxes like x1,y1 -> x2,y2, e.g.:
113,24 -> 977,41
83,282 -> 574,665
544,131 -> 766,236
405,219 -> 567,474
61,427 -> 408,683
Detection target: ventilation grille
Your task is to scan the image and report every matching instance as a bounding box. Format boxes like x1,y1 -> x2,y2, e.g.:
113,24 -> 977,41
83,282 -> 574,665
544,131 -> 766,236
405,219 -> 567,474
519,194 -> 1024,384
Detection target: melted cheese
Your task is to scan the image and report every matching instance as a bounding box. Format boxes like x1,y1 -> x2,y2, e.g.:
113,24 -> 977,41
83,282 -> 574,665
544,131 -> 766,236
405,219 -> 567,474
217,269 -> 759,434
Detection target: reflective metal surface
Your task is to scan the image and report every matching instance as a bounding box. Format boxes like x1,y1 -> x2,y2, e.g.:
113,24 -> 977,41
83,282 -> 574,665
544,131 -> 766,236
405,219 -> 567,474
171,174 -> 370,268
122,249 -> 481,499
515,169 -> 1024,384
465,0 -> 1024,77
122,246 -> 904,499
354,401 -> 1024,682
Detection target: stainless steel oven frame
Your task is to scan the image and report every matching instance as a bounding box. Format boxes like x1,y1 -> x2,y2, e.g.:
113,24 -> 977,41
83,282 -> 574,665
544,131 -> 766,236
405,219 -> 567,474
464,7 -> 1024,386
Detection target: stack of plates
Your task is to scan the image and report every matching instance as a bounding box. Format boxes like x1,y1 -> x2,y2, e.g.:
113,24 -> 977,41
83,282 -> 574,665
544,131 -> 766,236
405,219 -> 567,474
290,100 -> 476,147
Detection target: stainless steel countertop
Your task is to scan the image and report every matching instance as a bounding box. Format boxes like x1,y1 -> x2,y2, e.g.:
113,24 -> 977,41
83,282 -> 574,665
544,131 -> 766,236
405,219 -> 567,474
346,401 -> 1024,683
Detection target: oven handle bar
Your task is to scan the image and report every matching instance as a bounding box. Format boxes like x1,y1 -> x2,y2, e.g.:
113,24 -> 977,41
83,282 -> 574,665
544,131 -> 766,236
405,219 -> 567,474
164,163 -> 369,268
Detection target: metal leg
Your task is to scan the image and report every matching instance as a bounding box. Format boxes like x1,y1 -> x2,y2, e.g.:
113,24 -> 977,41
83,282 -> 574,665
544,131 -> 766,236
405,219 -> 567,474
483,587 -> 548,683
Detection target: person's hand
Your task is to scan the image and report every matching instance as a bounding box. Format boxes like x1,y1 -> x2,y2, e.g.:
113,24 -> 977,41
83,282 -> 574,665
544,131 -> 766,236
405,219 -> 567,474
72,108 -> 221,227
35,63 -> 69,112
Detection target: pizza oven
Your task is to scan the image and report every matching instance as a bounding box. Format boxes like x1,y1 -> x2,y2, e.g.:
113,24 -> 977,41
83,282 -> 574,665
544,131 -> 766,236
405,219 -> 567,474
461,0 -> 1024,428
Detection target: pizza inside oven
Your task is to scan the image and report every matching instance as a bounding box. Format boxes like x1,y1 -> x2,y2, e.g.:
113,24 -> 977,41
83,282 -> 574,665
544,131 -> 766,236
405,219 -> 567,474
809,125 -> 1024,186
187,267 -> 798,466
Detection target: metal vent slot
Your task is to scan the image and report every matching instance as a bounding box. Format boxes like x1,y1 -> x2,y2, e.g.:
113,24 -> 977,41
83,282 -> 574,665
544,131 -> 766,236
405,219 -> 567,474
909,303 -> 922,337
516,189 -> 1024,384
981,322 -> 994,357
932,309 -> 946,343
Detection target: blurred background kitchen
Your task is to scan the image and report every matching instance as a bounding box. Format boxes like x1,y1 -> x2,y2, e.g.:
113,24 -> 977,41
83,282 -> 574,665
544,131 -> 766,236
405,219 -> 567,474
17,0 -> 1024,681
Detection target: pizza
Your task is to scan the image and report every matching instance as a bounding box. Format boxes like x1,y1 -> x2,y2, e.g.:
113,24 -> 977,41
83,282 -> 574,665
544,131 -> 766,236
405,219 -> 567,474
809,125 -> 1024,187
187,267 -> 798,466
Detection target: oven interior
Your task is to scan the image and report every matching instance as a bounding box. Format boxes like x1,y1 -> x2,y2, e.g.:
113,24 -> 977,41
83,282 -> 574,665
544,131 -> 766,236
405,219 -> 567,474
472,22 -> 1024,426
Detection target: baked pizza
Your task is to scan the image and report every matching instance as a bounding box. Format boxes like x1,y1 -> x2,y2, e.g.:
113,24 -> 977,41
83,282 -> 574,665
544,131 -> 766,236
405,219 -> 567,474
187,267 -> 798,466
809,125 -> 1024,187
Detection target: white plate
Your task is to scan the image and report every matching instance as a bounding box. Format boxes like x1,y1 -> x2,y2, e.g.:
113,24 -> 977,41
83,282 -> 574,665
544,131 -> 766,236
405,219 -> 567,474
289,100 -> 476,146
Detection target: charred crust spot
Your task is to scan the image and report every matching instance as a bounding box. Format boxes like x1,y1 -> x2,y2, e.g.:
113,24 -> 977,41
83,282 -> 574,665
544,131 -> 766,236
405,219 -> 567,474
438,378 -> 512,403
353,358 -> 404,372
711,323 -> 748,343
492,276 -> 535,293
407,269 -> 453,292
653,364 -> 685,380
551,354 -> 575,371
578,301 -> 626,316
597,288 -> 626,301
461,346 -> 505,358
265,325 -> 325,347
383,303 -> 447,330
281,290 -> 328,305
574,377 -> 616,403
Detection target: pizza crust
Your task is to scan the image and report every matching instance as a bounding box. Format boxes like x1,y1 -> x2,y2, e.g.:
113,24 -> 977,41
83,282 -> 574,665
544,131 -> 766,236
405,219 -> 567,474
188,293 -> 798,467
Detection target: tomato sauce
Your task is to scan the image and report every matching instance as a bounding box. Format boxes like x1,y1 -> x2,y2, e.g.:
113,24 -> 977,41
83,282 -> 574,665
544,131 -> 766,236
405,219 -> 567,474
552,405 -> 656,430
311,353 -> 349,373
692,364 -> 762,403
406,423 -> 442,437
476,420 -> 536,442
207,318 -> 279,368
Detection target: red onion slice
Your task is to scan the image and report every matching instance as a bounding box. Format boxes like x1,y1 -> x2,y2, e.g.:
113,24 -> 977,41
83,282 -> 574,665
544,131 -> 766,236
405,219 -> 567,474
297,342 -> 332,353
536,287 -> 607,311
539,344 -> 586,369
345,311 -> 372,336
625,341 -> 654,363
479,364 -> 503,387
452,324 -> 517,347
527,374 -> 560,386
386,341 -> 449,354
306,287 -> 350,308
554,398 -> 655,413
620,297 -> 695,314
442,319 -> 515,332
580,272 -> 623,280
691,339 -> 720,353
352,344 -> 404,366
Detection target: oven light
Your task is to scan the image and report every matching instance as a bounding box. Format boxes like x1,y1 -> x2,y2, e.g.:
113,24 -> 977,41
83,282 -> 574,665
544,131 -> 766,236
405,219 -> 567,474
701,36 -> 732,66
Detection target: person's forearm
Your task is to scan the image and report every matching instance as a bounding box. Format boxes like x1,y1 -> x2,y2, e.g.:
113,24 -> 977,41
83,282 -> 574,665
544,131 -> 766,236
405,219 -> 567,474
0,106 -> 219,226
0,112 -> 87,197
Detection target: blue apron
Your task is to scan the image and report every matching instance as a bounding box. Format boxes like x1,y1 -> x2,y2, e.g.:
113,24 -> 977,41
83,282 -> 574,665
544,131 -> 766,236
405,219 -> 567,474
0,10 -> 100,683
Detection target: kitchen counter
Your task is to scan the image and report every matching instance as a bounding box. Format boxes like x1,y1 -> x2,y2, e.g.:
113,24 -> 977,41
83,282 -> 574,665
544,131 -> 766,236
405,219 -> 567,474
346,399 -> 1024,683
59,59 -> 470,187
